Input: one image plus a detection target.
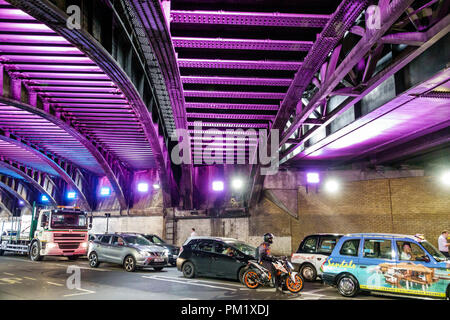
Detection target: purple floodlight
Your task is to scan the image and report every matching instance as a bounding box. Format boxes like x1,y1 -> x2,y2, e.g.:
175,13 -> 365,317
306,172 -> 320,184
212,180 -> 224,192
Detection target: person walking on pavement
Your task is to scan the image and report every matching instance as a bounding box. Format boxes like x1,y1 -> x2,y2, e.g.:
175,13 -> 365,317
190,228 -> 198,237
438,230 -> 449,258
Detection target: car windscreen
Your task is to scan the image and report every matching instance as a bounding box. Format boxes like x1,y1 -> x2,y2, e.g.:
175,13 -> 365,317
50,212 -> 87,229
150,235 -> 165,244
421,240 -> 447,262
123,235 -> 152,246
225,241 -> 256,257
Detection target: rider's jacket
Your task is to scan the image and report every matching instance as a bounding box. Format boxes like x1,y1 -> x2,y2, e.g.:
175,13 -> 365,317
258,241 -> 276,263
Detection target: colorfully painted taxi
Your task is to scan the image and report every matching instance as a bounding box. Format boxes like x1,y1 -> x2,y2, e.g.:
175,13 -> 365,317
321,233 -> 450,299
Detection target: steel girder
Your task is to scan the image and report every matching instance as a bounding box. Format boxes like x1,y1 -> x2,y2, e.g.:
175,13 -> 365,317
248,0 -> 370,207
0,93 -> 129,210
0,158 -> 58,206
7,0 -> 178,207
0,173 -> 33,209
0,132 -> 92,210
279,12 -> 450,161
121,0 -> 193,209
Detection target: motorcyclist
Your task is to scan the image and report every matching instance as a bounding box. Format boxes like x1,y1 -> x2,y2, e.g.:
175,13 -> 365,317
258,233 -> 282,293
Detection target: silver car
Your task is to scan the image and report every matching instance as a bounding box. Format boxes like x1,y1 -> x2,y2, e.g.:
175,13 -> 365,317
88,233 -> 169,272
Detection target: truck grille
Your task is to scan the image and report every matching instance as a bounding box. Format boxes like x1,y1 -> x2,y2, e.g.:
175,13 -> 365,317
58,243 -> 80,250
54,233 -> 85,240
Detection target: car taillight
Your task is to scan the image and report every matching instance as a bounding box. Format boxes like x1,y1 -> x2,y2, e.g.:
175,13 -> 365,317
179,246 -> 183,255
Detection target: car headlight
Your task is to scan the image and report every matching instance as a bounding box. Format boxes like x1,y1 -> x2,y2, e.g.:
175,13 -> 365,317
80,242 -> 88,248
138,250 -> 150,257
163,249 -> 170,256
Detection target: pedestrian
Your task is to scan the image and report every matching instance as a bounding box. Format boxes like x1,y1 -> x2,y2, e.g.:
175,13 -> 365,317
438,230 -> 449,258
190,228 -> 198,237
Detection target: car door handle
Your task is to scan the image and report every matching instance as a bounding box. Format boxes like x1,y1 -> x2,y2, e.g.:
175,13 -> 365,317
360,266 -> 367,269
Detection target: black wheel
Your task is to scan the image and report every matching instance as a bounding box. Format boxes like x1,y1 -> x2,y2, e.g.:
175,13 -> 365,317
0,249 -> 4,256
238,267 -> 247,284
67,255 -> 79,261
29,242 -> 43,261
300,263 -> 317,281
154,267 -> 164,271
182,261 -> 196,278
337,274 -> 359,297
88,252 -> 100,268
170,262 -> 176,267
123,255 -> 137,272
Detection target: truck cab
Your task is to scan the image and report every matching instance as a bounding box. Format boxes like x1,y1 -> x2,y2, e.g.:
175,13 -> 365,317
1,206 -> 90,261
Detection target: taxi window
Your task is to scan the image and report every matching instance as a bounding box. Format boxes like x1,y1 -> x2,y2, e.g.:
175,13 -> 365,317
300,236 -> 318,253
340,239 -> 360,256
396,241 -> 427,261
317,236 -> 340,254
363,239 -> 392,259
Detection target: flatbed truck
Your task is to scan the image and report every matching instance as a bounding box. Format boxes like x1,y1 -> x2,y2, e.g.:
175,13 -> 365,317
0,205 -> 90,261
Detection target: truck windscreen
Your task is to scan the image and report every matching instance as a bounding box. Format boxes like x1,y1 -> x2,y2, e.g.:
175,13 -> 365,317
50,212 -> 87,229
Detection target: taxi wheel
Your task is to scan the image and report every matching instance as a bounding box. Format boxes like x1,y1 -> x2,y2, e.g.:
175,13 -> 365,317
123,255 -> 137,272
337,274 -> 359,297
300,263 -> 317,281
182,261 -> 196,278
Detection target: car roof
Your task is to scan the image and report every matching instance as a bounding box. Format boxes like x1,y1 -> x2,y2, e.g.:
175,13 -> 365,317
344,233 -> 421,240
305,233 -> 344,237
184,236 -> 238,243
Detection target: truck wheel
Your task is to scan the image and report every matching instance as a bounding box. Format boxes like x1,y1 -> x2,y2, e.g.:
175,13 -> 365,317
300,263 -> 317,281
89,252 -> 100,268
123,255 -> 137,272
29,242 -> 43,261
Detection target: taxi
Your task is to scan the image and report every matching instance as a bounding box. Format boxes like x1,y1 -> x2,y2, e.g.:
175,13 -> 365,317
321,233 -> 450,299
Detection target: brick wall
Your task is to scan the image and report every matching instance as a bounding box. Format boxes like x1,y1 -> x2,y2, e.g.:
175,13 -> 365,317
250,176 -> 449,254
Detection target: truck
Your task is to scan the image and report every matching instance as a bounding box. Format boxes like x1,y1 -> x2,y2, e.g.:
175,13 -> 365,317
0,205 -> 91,261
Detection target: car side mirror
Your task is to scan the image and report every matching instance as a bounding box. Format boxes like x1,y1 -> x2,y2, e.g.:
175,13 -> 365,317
88,223 -> 92,229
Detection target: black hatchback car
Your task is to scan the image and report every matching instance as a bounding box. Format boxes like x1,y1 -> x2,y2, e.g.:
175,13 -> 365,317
177,236 -> 256,282
142,234 -> 180,266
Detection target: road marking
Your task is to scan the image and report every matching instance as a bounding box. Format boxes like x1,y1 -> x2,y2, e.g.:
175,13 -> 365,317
143,275 -> 237,291
155,275 -> 245,288
63,288 -> 95,297
54,263 -> 108,272
47,281 -> 64,287
24,276 -> 36,280
3,272 -> 14,276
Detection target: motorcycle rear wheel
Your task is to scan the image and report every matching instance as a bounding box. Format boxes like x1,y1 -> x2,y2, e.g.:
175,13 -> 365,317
286,274 -> 304,293
243,270 -> 260,289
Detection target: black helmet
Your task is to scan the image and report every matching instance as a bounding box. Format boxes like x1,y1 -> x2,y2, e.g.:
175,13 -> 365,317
263,233 -> 274,244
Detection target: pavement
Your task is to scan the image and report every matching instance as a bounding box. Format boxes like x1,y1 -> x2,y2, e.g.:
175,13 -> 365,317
0,253 -> 398,300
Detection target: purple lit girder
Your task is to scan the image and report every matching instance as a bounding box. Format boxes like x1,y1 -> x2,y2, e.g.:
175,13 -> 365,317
178,59 -> 302,70
181,76 -> 291,86
6,0 -> 176,208
248,0 -> 370,207
185,103 -> 280,111
172,37 -> 313,51
0,132 -> 92,210
280,0 -> 417,147
0,96 -> 130,209
184,91 -> 285,99
280,7 -> 450,160
170,10 -> 330,28
125,0 -> 193,208
0,173 -> 33,209
187,113 -> 275,121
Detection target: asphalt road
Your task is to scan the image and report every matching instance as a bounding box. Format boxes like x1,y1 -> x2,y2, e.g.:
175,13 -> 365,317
0,253 -> 398,300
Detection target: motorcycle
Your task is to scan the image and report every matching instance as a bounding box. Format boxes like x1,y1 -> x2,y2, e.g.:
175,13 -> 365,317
242,256 -> 304,293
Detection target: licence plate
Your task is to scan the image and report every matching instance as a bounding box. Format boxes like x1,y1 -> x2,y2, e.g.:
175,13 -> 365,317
154,258 -> 164,262
172,255 -> 178,258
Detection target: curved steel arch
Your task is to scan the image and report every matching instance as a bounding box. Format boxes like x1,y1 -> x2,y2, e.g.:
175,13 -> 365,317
0,133 -> 91,210
0,189 -> 14,217
7,0 -> 179,207
0,159 -> 58,206
0,95 -> 128,210
0,173 -> 33,209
